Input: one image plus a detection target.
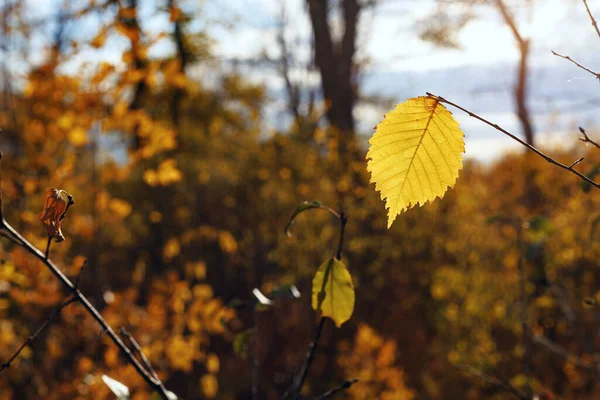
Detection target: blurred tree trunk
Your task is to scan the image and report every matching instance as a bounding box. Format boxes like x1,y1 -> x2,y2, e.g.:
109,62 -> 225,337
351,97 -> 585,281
168,0 -> 187,127
496,0 -> 535,146
306,0 -> 359,140
121,0 -> 147,150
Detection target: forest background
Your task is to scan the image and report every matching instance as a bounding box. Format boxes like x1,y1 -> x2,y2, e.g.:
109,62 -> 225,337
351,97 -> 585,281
2,0 -> 600,399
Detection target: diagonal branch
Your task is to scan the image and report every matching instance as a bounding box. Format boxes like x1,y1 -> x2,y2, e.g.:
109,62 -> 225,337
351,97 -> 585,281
426,92 -> 600,190
551,50 -> 600,79
582,0 -> 600,40
1,297 -> 77,373
579,127 -> 600,150
121,327 -> 168,395
533,334 -> 600,374
313,379 -> 358,400
0,156 -> 172,399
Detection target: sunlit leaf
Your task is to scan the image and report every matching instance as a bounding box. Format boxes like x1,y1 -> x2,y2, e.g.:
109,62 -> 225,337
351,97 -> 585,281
367,96 -> 465,228
312,258 -> 355,327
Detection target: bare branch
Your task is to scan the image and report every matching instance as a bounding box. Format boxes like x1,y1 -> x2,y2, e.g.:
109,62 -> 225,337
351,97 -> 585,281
120,327 -> 165,388
284,206 -> 347,399
551,51 -> 600,79
1,297 -> 77,373
313,379 -> 358,400
582,0 -> 600,40
426,92 -> 600,189
579,127 -> 600,150
533,334 -> 599,374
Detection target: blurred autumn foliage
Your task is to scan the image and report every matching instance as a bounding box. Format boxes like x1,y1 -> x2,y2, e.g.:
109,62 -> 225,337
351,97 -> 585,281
2,1 -> 600,399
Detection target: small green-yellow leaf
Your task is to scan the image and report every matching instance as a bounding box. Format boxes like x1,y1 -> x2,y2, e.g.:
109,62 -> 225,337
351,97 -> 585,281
366,96 -> 465,228
312,258 -> 354,327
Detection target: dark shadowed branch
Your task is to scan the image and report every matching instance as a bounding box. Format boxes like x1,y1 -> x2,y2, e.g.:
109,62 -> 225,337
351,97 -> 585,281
283,205 -> 350,399
313,379 -> 358,400
533,334 -> 599,374
0,154 -> 172,399
0,296 -> 77,373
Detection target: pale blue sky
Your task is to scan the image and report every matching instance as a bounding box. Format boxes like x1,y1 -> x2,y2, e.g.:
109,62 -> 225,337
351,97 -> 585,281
16,0 -> 600,161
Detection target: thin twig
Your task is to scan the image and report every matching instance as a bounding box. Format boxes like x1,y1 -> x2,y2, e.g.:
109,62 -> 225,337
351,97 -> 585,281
454,364 -> 530,400
335,211 -> 347,261
283,317 -> 327,400
313,379 -> 358,400
74,259 -> 87,289
0,297 -> 77,373
120,328 -> 164,385
533,334 -> 599,374
284,206 -> 347,399
0,211 -> 171,397
579,127 -> 600,149
569,157 -> 585,168
44,235 -> 51,259
583,0 -> 600,40
0,229 -> 24,246
551,50 -> 600,79
426,92 -> 600,189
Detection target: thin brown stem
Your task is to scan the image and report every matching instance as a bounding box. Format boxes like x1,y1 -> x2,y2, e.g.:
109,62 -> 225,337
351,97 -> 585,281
284,317 -> 327,400
335,211 -> 347,261
533,334 -> 599,374
551,50 -> 600,79
579,127 -> 600,149
1,297 -> 77,373
313,379 -> 358,400
583,0 -> 600,40
44,235 -> 52,259
121,327 -> 165,391
0,219 -> 171,399
426,92 -> 600,189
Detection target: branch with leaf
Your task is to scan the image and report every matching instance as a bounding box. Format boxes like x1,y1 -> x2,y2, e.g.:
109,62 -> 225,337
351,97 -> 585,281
365,87 -> 600,397
0,155 -> 176,400
281,201 -> 356,400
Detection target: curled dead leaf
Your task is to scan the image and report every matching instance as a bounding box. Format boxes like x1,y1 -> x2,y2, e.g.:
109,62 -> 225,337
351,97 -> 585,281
39,188 -> 72,242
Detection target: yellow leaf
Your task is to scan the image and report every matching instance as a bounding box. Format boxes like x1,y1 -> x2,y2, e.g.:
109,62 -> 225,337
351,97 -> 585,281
312,258 -> 355,327
163,237 -> 181,260
206,353 -> 220,373
366,96 -> 465,228
201,374 -> 218,398
108,198 -> 132,219
218,231 -> 237,254
157,159 -> 183,186
143,169 -> 158,186
68,126 -> 88,147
